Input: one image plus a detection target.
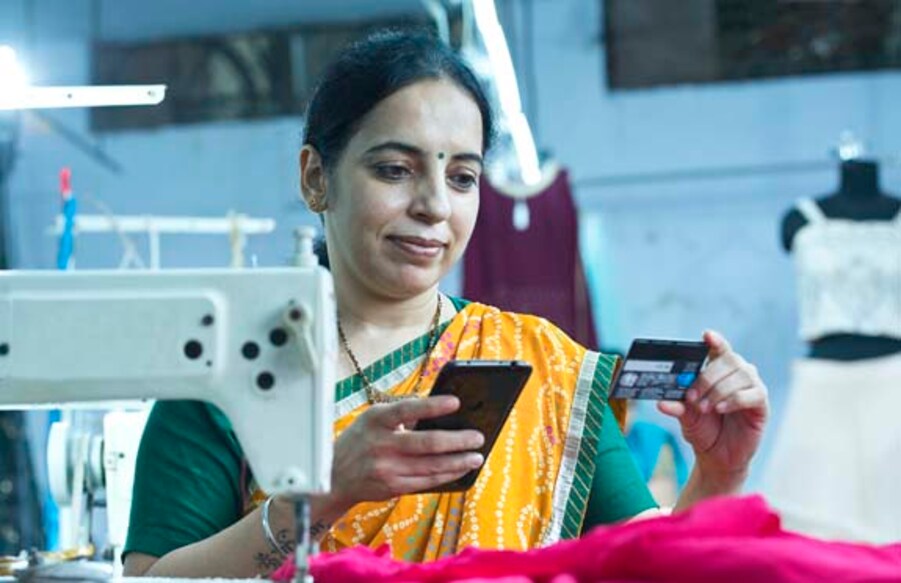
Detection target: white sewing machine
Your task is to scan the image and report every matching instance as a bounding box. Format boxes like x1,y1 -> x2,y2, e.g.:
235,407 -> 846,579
0,262 -> 336,583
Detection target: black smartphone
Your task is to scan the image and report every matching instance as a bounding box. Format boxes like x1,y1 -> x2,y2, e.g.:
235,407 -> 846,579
415,359 -> 533,492
609,338 -> 710,401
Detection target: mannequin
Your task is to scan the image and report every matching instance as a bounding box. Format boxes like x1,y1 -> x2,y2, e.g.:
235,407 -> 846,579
780,159 -> 901,360
765,158 -> 901,543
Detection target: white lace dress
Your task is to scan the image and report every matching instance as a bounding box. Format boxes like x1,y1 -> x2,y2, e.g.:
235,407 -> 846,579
763,198 -> 901,543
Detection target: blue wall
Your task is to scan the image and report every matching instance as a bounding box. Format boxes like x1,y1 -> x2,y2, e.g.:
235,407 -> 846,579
3,0 -> 901,486
0,1 -> 313,270
524,0 -> 901,483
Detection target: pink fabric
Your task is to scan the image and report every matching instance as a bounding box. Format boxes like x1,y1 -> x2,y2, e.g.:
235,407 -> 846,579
272,496 -> 901,582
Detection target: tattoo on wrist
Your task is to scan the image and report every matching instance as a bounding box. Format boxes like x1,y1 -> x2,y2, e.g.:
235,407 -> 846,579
310,520 -> 331,540
256,522 -> 332,572
254,551 -> 283,572
274,528 -> 293,552
255,528 -> 293,573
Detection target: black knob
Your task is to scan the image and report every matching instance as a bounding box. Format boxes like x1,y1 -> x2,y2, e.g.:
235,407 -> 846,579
242,341 -> 260,360
184,340 -> 203,360
269,328 -> 288,347
256,372 -> 275,390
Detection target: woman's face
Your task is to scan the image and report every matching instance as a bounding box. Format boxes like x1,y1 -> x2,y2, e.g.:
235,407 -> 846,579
306,78 -> 484,301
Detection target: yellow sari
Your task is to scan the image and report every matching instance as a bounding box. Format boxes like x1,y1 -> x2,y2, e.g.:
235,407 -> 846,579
319,301 -> 623,561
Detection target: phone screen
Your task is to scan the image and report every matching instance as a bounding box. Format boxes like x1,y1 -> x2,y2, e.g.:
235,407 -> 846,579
415,360 -> 532,492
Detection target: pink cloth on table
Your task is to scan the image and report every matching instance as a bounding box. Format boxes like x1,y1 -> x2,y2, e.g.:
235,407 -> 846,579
271,496 -> 901,582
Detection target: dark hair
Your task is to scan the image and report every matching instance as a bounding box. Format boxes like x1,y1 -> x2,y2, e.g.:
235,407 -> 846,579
302,29 -> 495,170
314,235 -> 330,270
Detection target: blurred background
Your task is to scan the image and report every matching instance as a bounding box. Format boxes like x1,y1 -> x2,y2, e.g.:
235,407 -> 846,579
1,0 -> 899,558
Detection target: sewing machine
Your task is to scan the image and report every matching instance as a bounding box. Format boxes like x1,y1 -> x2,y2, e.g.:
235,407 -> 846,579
0,260 -> 336,583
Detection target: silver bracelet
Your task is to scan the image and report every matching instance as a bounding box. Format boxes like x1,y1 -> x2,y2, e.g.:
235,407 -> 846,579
261,495 -> 291,557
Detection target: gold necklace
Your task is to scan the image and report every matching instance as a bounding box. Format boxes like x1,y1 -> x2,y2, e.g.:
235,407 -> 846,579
337,295 -> 443,405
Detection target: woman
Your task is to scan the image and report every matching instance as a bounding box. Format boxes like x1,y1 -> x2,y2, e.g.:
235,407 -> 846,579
124,30 -> 768,578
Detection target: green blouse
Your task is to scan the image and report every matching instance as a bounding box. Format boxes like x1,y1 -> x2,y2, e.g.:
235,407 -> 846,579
124,299 -> 657,559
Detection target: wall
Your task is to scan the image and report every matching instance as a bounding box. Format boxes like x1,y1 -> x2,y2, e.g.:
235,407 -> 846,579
515,0 -> 901,483
4,0 -> 901,487
0,0 -> 322,272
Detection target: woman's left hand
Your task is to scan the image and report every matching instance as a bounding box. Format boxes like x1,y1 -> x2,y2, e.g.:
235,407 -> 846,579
658,330 -> 769,486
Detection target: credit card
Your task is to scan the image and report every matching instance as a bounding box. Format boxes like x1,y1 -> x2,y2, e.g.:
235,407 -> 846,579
609,339 -> 709,401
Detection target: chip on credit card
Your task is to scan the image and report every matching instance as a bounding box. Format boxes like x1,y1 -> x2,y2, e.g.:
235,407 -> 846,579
610,339 -> 710,401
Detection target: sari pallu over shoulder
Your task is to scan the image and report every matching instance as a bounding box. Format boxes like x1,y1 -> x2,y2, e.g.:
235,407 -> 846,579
321,302 -> 624,562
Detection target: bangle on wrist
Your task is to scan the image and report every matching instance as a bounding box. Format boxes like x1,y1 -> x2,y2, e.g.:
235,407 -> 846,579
261,495 -> 291,557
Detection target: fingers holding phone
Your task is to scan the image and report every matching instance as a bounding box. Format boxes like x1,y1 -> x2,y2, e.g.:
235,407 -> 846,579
328,395 -> 487,508
414,360 -> 532,493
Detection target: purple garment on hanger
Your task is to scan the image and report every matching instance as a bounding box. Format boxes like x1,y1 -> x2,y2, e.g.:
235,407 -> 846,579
463,168 -> 599,349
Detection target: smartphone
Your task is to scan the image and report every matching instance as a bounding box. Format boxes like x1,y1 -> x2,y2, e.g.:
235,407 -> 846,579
609,338 -> 709,401
415,359 -> 533,492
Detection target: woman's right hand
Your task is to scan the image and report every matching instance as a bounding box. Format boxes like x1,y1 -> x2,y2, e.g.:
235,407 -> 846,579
328,395 -> 485,509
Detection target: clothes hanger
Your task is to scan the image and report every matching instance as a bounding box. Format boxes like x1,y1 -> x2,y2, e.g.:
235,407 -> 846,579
486,157 -> 561,231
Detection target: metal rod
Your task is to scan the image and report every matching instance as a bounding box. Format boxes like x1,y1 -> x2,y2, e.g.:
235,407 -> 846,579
573,155 -> 901,190
148,225 -> 160,271
51,214 -> 276,235
293,496 -> 314,583
574,160 -> 832,188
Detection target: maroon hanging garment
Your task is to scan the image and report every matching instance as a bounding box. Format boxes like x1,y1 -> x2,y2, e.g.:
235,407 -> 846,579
463,167 -> 599,349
